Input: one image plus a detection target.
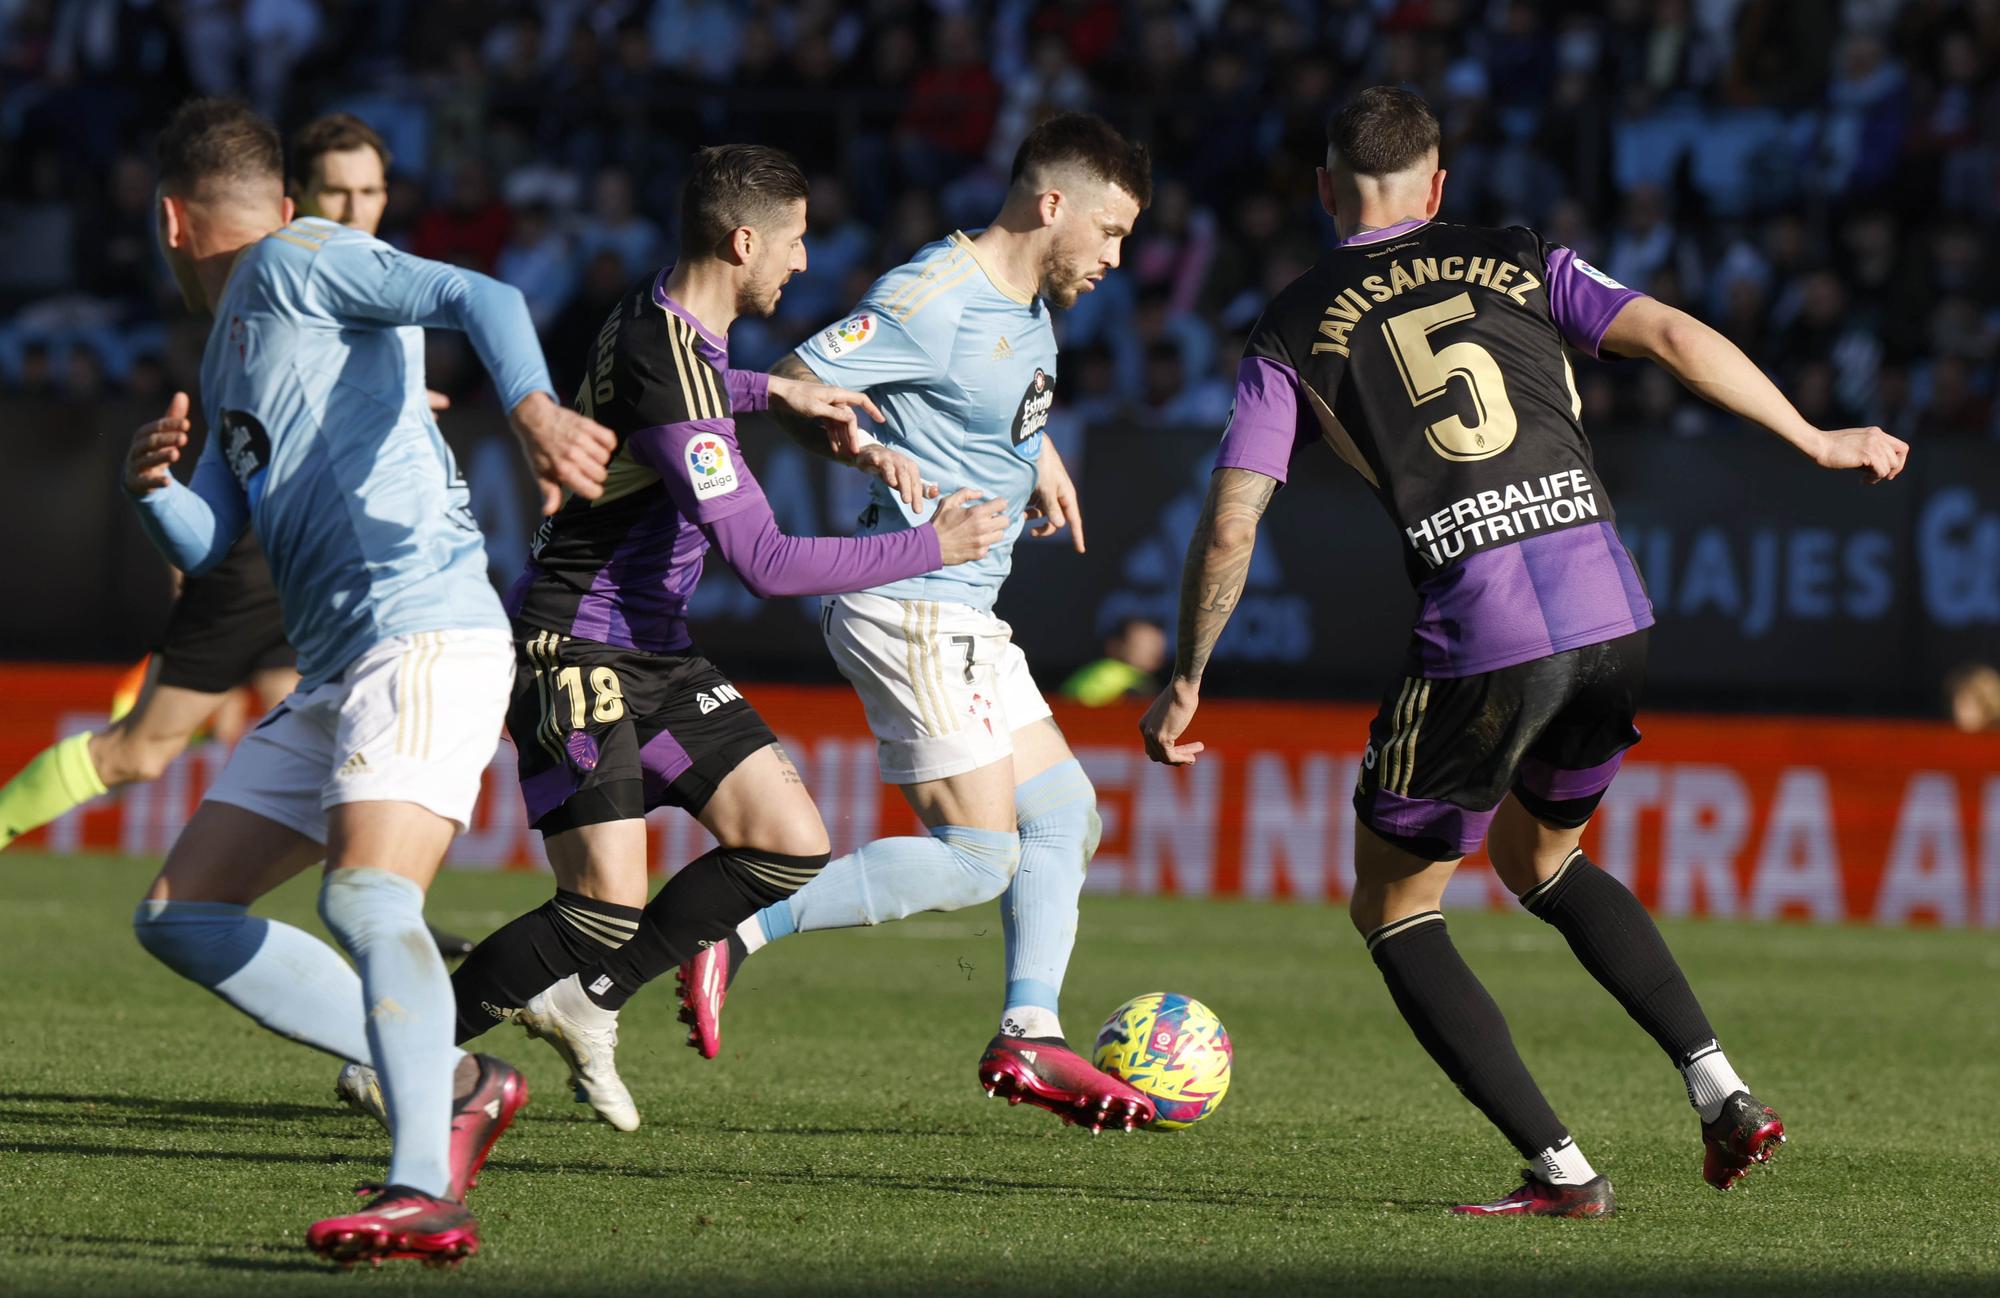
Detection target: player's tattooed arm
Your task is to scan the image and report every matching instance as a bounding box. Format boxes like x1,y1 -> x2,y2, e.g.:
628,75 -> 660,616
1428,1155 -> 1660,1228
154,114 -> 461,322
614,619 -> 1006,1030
764,353 -> 934,512
1141,468 -> 1277,766
1175,468 -> 1278,685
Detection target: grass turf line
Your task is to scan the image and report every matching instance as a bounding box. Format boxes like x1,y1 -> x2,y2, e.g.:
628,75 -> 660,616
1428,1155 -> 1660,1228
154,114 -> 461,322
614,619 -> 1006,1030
0,854 -> 1994,1297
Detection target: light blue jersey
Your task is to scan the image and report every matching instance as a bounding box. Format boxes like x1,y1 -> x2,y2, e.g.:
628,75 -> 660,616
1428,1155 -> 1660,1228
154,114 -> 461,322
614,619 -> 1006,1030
794,231 -> 1057,612
133,216 -> 552,687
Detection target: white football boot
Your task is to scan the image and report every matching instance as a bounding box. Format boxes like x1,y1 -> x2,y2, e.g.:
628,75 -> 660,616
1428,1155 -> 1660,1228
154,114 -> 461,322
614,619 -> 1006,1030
517,973 -> 639,1132
334,1062 -> 389,1129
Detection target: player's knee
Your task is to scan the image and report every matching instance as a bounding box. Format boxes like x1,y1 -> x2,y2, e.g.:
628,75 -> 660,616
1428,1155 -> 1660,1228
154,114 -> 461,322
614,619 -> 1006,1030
717,846 -> 832,904
933,824 -> 1021,903
132,899 -> 267,988
1015,759 -> 1098,864
96,731 -> 184,785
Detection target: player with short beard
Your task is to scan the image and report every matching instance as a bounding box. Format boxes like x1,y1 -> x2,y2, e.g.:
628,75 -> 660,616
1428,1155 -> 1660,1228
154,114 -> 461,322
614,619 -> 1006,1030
422,144 -> 1009,1132
1143,87 -> 1908,1215
569,114 -> 1161,1135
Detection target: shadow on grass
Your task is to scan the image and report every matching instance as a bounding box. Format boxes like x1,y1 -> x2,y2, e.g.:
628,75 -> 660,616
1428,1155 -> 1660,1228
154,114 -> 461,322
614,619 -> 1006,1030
0,1090 -> 341,1122
2,1232 -> 325,1277
0,1139 -> 370,1171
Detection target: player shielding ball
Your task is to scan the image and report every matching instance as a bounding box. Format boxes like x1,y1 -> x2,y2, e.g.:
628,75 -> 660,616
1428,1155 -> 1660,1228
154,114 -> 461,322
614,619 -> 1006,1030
1143,88 -> 1907,1215
574,113 -> 1157,1133
123,98 -> 614,1265
410,145 -> 1007,1133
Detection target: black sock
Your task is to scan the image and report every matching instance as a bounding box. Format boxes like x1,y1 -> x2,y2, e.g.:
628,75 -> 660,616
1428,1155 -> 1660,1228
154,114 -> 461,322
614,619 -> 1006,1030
1368,912 -> 1570,1160
1521,851 -> 1716,1064
450,889 -> 641,1041
581,847 -> 828,1011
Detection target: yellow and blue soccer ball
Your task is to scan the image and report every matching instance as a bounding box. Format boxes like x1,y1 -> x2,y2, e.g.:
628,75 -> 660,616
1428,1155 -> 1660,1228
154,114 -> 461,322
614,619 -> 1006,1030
1092,992 -> 1232,1130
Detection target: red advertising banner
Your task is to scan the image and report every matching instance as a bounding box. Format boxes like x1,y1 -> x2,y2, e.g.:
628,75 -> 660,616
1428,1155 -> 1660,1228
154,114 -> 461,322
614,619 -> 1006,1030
5,665 -> 1995,928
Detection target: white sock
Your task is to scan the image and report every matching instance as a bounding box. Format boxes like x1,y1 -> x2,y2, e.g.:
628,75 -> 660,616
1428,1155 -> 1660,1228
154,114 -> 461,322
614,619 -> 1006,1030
1535,1137 -> 1598,1186
1682,1042 -> 1748,1122
735,914 -> 767,956
999,1005 -> 1062,1040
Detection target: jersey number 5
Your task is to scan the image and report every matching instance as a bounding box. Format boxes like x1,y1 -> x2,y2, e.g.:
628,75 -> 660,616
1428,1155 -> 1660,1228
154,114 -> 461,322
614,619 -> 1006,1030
1382,292 -> 1518,462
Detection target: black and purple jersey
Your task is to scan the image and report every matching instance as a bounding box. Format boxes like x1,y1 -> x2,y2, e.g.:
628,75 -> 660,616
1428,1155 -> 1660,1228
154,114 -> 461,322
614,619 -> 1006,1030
508,270 -> 942,652
1217,219 -> 1654,678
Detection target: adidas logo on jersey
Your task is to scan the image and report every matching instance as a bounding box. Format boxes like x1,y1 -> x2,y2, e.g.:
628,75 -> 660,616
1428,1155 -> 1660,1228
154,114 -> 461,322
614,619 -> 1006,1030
694,683 -> 743,715
338,751 -> 368,776
992,336 -> 1013,359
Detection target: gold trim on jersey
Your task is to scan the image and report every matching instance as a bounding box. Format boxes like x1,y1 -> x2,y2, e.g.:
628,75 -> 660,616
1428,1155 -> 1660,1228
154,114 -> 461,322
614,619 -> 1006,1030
883,248 -> 970,315
949,230 -> 1035,304
266,230 -> 325,253
1301,385 -> 1381,489
659,310 -> 724,421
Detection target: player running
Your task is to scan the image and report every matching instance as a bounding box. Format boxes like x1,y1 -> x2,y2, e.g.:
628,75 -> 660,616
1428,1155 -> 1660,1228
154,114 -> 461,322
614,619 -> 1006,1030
123,98 -> 615,1265
409,144 -> 1007,1132
562,113 -> 1159,1134
0,112 -> 477,961
1142,88 -> 1908,1216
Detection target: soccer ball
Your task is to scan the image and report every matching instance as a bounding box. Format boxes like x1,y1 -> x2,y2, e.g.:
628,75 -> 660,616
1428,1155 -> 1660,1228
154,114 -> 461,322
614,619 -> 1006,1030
1092,992 -> 1232,1130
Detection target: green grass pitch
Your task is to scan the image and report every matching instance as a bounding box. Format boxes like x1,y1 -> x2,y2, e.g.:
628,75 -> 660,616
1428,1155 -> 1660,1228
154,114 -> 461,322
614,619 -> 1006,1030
2,854 -> 1995,1297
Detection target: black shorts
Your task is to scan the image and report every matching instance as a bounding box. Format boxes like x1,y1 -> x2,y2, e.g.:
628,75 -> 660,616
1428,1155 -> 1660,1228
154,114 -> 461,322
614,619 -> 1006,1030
1353,630 -> 1648,862
154,534 -> 294,694
508,626 -> 777,834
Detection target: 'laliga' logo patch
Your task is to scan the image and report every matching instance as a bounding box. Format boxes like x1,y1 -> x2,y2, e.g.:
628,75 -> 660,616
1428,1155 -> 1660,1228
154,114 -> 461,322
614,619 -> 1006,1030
1572,257 -> 1626,292
822,313 -> 876,356
686,437 -> 738,501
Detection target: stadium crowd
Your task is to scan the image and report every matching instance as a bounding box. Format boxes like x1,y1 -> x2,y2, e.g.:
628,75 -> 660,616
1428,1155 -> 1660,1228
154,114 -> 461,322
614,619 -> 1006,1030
2,0 -> 1996,439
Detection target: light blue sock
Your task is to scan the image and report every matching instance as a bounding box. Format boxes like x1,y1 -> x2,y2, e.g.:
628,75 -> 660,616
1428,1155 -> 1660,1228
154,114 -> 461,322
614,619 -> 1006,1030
754,824 -> 1019,943
319,868 -> 458,1198
1000,760 -> 1098,1035
133,900 -> 373,1063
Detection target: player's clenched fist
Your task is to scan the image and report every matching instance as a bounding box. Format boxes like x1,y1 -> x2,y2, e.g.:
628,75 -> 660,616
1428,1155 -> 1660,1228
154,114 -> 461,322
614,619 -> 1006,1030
123,390 -> 194,496
1812,425 -> 1909,485
510,391 -> 619,515
929,488 -> 1010,565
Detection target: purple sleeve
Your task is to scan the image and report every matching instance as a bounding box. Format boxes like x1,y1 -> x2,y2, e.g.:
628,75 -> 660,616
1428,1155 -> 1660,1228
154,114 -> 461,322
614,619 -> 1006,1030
628,417 -> 767,525
1545,247 -> 1644,358
1213,356 -> 1309,484
702,507 -> 942,599
724,368 -> 769,413
628,416 -> 942,597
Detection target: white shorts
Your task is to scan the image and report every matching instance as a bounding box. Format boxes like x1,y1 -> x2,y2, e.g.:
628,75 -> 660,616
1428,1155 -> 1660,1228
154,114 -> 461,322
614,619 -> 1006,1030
822,592 -> 1052,784
205,629 -> 513,840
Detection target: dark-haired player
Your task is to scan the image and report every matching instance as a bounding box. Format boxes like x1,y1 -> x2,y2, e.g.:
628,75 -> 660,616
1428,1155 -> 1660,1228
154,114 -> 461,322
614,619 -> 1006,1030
124,97 -> 615,1263
1143,87 -> 1907,1215
640,114 -> 1161,1134
426,144 -> 1008,1132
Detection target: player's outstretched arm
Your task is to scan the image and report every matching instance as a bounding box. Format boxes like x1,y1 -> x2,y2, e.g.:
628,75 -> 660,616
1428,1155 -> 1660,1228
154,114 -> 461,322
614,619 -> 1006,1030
308,242 -> 615,511
1599,297 -> 1909,483
702,486 -> 1009,597
1140,467 -> 1279,766
759,353 -> 935,513
123,391 -> 249,576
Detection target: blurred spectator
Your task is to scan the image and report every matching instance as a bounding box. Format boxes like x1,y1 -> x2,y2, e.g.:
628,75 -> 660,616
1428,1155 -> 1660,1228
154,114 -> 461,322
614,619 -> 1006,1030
575,167 -> 662,280
1944,662 -> 2000,733
412,160 -> 511,274
1059,618 -> 1167,706
494,204 -> 577,331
